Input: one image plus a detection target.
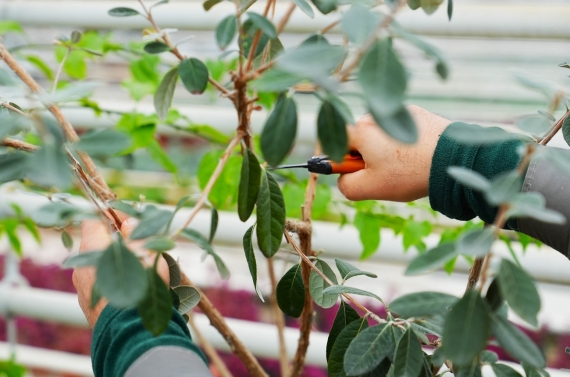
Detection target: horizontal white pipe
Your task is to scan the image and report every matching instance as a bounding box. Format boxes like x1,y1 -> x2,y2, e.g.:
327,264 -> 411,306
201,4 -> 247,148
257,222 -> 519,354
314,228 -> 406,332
0,341 -> 93,376
0,286 -> 328,367
3,1 -> 570,39
2,190 -> 569,285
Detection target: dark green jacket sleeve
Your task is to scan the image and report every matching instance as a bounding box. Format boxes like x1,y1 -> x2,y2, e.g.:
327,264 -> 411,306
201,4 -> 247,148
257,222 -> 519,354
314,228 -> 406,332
92,305 -> 210,377
428,122 -> 523,230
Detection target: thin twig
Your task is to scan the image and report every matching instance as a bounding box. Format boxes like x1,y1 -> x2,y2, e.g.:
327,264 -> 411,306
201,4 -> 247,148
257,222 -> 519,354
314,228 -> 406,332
267,258 -> 289,377
174,133 -> 243,234
52,47 -> 70,94
181,275 -> 269,377
539,109 -> 570,145
320,20 -> 340,35
0,101 -> 30,118
187,313 -> 234,377
277,3 -> 296,34
1,138 -> 38,152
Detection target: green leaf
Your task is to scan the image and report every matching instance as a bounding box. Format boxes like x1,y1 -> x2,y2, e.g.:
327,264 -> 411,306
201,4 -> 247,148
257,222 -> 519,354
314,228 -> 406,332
138,268 -> 172,336
442,290 -> 491,367
0,151 -> 29,184
174,285 -> 201,314
277,44 -> 345,88
75,129 -> 132,157
457,228 -> 494,257
163,252 -> 181,287
359,38 -> 407,118
216,15 -> 238,50
421,0 -> 444,14
3,219 -> 22,255
61,230 -> 73,251
179,58 -> 209,95
170,287 -> 180,310
309,260 -> 339,308
354,211 -> 381,260
497,259 -> 540,327
322,285 -> 383,303
402,220 -> 432,251
203,0 -> 223,11
131,207 -> 173,240
238,149 -> 262,222
0,20 -> 24,35
485,278 -> 504,312
292,0 -> 315,18
147,140 -> 178,174
447,0 -> 453,19
393,328 -> 423,377
326,301 -> 360,361
326,94 -> 355,125
96,240 -> 148,308
481,350 -> 499,364
492,364 -> 523,377
389,291 -> 458,318
144,41 -> 171,54
369,105 -> 418,145
276,263 -> 305,317
317,101 -> 348,162
260,94 -> 298,166
517,114 -> 552,135
445,122 -> 522,145
250,69 -> 303,92
334,259 -> 377,282
63,251 -> 104,268
209,207 -> 219,243
484,171 -> 523,206
405,242 -> 457,275
522,363 -> 550,377
27,143 -> 73,188
256,170 -> 286,257
108,7 -> 141,16
342,5 -> 379,46
407,0 -> 420,9
181,228 -> 230,279
32,202 -> 82,227
561,116 -> 570,147
243,225 -> 263,300
143,238 -> 176,252
491,314 -> 545,368
25,55 -> 54,80
447,167 -> 491,192
154,66 -> 179,121
328,317 -> 370,376
311,0 -> 337,14
455,359 -> 482,377
151,0 -> 170,8
247,12 -> 277,39
344,324 -> 395,375
197,151 -> 242,209
506,192 -> 565,224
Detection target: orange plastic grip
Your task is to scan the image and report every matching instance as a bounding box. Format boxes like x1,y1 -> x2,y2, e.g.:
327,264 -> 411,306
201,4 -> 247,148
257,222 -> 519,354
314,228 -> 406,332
330,155 -> 365,174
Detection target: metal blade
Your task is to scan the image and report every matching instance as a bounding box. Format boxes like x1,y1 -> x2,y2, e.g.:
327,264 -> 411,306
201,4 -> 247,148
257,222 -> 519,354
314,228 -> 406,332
268,164 -> 309,170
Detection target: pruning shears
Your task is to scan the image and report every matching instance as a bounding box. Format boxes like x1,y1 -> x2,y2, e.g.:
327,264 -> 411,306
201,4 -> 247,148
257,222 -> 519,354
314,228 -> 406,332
271,150 -> 365,175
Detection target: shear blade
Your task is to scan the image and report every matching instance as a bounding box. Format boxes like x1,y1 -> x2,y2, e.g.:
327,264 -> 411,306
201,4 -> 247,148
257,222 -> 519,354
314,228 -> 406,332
269,164 -> 309,170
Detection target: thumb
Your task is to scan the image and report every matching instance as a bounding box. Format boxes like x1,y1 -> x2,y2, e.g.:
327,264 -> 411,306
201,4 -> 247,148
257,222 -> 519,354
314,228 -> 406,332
120,217 -> 139,240
337,169 -> 376,201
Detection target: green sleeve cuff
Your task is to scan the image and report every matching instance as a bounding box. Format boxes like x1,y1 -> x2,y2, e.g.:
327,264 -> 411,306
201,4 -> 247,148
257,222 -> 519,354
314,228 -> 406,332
428,122 -> 523,229
92,305 -> 207,377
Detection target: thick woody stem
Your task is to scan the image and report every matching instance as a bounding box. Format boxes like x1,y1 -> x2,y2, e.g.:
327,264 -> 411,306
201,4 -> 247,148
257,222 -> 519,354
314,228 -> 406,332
187,314 -> 234,377
1,138 -> 38,152
181,275 -> 269,377
0,44 -> 115,201
267,258 -> 289,377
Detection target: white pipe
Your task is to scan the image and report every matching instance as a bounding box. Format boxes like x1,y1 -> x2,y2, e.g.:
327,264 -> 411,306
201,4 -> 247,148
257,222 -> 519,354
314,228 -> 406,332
2,190 -> 569,285
2,1 -> 570,39
0,285 -> 328,367
0,341 -> 93,376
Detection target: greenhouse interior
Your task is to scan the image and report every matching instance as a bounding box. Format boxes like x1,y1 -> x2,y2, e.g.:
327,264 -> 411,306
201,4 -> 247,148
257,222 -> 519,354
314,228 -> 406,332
1,0 -> 570,376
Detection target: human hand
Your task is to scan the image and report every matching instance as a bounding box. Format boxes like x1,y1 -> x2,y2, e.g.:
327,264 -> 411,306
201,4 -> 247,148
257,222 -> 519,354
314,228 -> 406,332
72,217 -> 170,328
337,105 -> 451,202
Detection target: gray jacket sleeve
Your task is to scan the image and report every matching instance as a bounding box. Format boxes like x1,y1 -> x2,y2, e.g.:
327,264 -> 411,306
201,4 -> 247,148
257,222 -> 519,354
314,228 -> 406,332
518,147 -> 570,257
124,346 -> 214,377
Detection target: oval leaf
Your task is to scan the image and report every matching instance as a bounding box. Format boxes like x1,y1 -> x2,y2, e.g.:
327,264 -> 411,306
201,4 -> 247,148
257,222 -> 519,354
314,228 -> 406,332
162,252 -> 181,287
238,149 -> 262,222
389,291 -> 458,318
326,301 -> 360,361
61,230 -> 73,251
393,328 -> 424,377
405,242 -> 457,275
317,101 -> 348,162
131,208 -> 173,240
108,7 -> 140,16
216,15 -> 238,50
209,206 -> 219,243
144,41 -> 171,54
154,66 -> 179,121
0,151 -> 29,184
309,260 -> 339,309
96,240 -> 148,308
342,5 -> 379,46
260,94 -> 298,166
256,171 -> 286,257
328,317 -> 370,376
491,314 -> 545,368
62,251 -> 103,268
492,364 -> 523,377
344,323 -> 395,375
292,0 -> 315,18
179,58 -> 209,94
485,172 -> 523,206
322,285 -> 383,303
143,238 -> 176,252
369,105 -> 418,145
562,116 -> 570,147
243,225 -> 263,301
442,290 -> 491,367
497,259 -> 540,327
276,263 -> 305,317
174,285 -> 201,314
75,130 -> 132,157
447,166 -> 491,192
247,12 -> 277,39
138,268 -> 172,336
457,228 -> 494,257
180,228 -> 230,280
335,258 -> 377,282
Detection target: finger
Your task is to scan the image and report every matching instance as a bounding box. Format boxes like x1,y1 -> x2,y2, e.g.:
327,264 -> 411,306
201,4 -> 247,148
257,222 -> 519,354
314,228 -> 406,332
337,169 -> 377,201
80,220 -> 112,252
120,217 -> 139,240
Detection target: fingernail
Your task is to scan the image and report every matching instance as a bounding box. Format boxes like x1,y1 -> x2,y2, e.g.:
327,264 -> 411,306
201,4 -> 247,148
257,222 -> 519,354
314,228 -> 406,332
125,217 -> 139,226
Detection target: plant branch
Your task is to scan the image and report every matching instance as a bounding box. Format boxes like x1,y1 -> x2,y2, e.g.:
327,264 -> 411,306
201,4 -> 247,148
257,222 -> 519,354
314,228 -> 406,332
180,275 -> 269,377
320,20 -> 340,35
1,138 -> 38,152
0,44 -> 115,201
277,3 -> 296,34
539,109 -> 570,145
187,313 -> 234,377
52,47 -> 70,94
174,133 -> 243,234
267,258 -> 289,377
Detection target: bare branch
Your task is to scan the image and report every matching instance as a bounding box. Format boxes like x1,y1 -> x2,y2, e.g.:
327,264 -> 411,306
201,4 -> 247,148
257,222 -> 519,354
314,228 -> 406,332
267,258 -> 289,377
1,138 -> 38,152
277,3 -> 296,34
187,314 -> 234,377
